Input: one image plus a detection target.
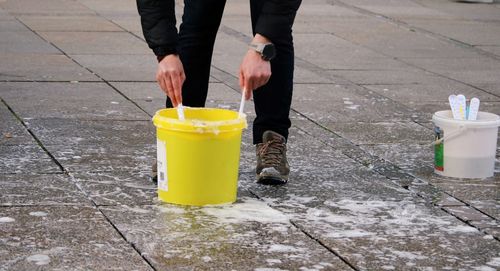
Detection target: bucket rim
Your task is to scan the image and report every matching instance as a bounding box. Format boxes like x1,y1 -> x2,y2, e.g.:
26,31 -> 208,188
152,107 -> 247,133
432,110 -> 500,128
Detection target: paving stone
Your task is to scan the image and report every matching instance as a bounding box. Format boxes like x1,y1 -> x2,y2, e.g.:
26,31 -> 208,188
325,121 -> 432,145
0,31 -> 60,54
292,83 -> 414,122
0,103 -> 34,146
27,118 -> 155,147
71,54 -> 157,81
443,206 -> 492,222
0,53 -> 100,82
477,45 -> 500,57
360,143 -> 434,177
364,83 -> 500,104
47,143 -> 155,173
0,0 -> 94,15
107,15 -> 143,33
330,69 -> 451,85
0,82 -> 150,120
402,57 -> 500,85
76,0 -> 139,16
0,206 -> 152,270
405,19 -> 500,46
0,174 -> 91,206
18,15 -> 122,32
39,31 -> 150,55
475,83 -> 500,97
294,33 -> 402,70
0,144 -> 61,174
100,197 -> 352,270
0,20 -> 30,31
71,171 -> 156,206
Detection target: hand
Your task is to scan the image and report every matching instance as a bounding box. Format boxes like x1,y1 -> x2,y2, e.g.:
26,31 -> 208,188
156,54 -> 185,107
239,34 -> 272,100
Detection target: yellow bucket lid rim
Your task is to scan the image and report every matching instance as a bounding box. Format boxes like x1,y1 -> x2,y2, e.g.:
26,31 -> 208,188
152,107 -> 247,133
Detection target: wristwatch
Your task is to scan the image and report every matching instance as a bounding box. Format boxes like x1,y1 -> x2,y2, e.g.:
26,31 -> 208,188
249,43 -> 276,61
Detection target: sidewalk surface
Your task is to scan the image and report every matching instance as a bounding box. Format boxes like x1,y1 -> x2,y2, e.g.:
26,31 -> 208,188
1,0 -> 500,270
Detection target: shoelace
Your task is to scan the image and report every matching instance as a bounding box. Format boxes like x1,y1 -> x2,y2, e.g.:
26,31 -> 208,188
259,139 -> 285,167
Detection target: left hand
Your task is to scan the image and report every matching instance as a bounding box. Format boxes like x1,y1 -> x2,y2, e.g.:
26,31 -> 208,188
239,34 -> 272,100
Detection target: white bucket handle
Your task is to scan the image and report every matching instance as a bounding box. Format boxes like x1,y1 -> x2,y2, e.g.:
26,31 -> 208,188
430,125 -> 466,146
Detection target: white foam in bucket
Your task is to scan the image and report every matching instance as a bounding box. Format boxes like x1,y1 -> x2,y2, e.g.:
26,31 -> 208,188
432,110 -> 500,179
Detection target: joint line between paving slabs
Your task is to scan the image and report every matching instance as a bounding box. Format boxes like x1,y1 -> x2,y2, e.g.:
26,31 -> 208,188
0,98 -> 66,173
13,18 -> 154,119
247,190 -> 359,270
290,221 -> 360,271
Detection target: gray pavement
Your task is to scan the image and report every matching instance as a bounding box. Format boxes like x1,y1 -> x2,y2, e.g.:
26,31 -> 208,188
1,0 -> 500,270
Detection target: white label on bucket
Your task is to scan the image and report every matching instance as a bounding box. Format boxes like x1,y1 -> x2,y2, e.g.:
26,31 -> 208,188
157,138 -> 168,192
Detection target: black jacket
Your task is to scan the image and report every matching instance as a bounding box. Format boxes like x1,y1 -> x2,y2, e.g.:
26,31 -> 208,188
137,0 -> 301,57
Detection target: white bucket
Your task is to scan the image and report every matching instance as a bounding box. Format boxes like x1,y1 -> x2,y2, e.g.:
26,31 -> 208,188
432,110 -> 500,179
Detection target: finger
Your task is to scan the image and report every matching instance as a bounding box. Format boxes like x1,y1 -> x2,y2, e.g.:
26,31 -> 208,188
157,73 -> 169,96
239,69 -> 245,90
171,72 -> 183,106
164,74 -> 178,107
245,87 -> 252,100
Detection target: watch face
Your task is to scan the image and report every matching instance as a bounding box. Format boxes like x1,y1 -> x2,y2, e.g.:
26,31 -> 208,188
262,44 -> 276,61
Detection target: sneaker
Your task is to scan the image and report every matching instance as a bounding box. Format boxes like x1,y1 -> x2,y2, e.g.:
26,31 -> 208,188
256,130 -> 290,185
151,161 -> 158,184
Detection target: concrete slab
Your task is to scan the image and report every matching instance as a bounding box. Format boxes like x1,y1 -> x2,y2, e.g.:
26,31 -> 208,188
0,20 -> 30,31
27,118 -> 155,147
47,143 -> 155,173
402,57 -> 500,84
71,54 -> 157,81
71,171 -> 156,206
0,31 -> 59,54
0,144 -> 61,174
0,82 -> 150,120
76,0 -> 138,16
0,0 -> 95,15
292,83 -> 414,122
405,19 -> 500,46
0,103 -> 34,146
364,83 -> 500,103
477,45 -> 500,56
0,53 -> 100,82
18,15 -> 122,32
39,31 -> 150,55
330,69 -> 451,85
0,174 -> 91,206
0,206 -> 152,270
360,143 -> 434,177
100,197 -> 352,270
325,121 -> 432,145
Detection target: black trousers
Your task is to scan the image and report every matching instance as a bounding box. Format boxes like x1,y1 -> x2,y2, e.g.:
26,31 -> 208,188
167,0 -> 295,144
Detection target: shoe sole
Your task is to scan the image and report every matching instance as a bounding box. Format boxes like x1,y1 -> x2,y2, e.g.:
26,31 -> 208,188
257,175 -> 288,185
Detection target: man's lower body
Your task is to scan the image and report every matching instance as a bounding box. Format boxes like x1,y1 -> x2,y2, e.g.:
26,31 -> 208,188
163,0 -> 296,184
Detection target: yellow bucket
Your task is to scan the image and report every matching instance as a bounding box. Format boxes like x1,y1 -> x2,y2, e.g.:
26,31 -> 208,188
152,107 -> 247,206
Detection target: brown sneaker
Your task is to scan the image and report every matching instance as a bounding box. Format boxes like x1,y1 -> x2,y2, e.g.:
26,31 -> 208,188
256,130 -> 290,185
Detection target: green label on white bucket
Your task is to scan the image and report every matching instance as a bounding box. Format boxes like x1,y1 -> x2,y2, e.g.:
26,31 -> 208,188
157,138 -> 168,191
434,126 -> 444,171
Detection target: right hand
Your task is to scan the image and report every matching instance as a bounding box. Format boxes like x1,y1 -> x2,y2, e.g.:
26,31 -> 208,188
156,54 -> 185,107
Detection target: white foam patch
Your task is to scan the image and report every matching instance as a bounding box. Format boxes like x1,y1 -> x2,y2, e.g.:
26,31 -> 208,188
29,211 -> 48,217
202,197 -> 289,224
486,257 -> 500,267
0,217 -> 15,223
268,244 -> 304,253
26,254 -> 50,265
